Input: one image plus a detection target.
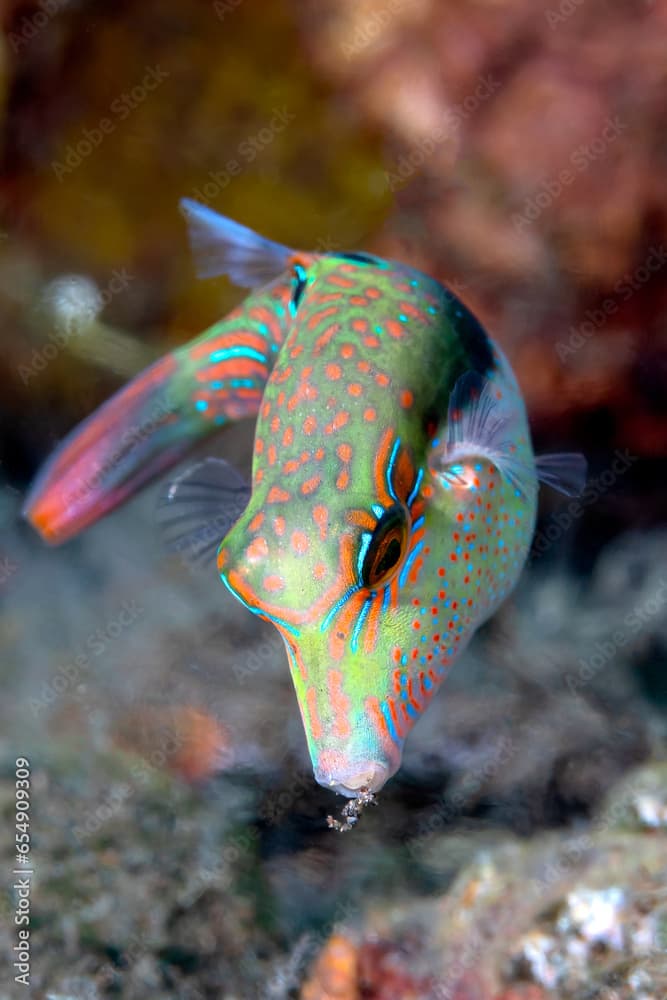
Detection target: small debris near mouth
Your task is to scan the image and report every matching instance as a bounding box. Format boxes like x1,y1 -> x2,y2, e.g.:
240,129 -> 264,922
326,787 -> 377,832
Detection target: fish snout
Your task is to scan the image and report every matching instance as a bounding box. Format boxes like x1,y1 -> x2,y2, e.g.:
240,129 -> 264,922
313,751 -> 400,798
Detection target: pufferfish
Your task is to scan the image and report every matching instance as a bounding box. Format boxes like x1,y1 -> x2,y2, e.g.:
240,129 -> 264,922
24,199 -> 585,800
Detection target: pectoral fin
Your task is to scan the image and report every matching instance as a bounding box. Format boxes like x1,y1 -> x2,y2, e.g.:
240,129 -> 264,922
535,453 -> 587,497
435,370 -> 536,500
156,457 -> 251,571
432,370 -> 587,501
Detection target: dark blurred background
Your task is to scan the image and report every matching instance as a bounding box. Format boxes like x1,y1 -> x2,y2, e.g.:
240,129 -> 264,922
0,2 -> 666,998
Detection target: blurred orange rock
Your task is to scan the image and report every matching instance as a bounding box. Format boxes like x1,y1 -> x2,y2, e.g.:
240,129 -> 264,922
113,704 -> 233,782
301,933 -> 359,1000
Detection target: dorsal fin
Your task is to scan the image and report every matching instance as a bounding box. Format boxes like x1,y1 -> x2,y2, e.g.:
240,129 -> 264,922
156,457 -> 251,572
180,198 -> 295,287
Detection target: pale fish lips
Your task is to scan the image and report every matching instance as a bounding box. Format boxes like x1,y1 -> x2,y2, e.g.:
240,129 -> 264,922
313,747 -> 402,798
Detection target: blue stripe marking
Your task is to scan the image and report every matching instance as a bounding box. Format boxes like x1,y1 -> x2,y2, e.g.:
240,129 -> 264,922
380,700 -> 399,744
382,585 -> 391,614
386,437 -> 401,500
210,346 -> 268,364
406,468 -> 423,507
356,532 -> 372,580
320,583 -> 359,633
219,573 -> 300,637
399,540 -> 424,587
350,598 -> 371,653
284,642 -> 299,677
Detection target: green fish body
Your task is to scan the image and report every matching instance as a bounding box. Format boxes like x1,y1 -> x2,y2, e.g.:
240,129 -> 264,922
25,200 -> 585,798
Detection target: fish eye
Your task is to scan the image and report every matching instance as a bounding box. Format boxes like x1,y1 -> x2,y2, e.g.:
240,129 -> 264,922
360,504 -> 409,590
289,263 -> 307,315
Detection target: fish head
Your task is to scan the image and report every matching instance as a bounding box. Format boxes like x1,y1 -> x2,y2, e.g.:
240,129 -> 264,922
218,438 -> 539,797
217,417 -> 438,796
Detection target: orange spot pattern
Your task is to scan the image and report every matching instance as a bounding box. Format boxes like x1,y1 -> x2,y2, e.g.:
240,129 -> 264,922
209,255 -> 534,769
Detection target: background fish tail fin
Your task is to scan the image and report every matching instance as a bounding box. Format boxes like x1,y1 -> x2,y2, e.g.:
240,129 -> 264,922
23,291 -> 290,544
23,350 -> 215,544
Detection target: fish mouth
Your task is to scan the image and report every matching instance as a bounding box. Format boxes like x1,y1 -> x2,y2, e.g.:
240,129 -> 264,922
314,758 -> 396,798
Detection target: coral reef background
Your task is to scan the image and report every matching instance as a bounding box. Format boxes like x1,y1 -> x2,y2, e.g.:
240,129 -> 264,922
0,1 -> 665,997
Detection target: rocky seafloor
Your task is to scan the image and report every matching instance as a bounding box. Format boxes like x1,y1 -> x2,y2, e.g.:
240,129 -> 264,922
1,479 -> 665,999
